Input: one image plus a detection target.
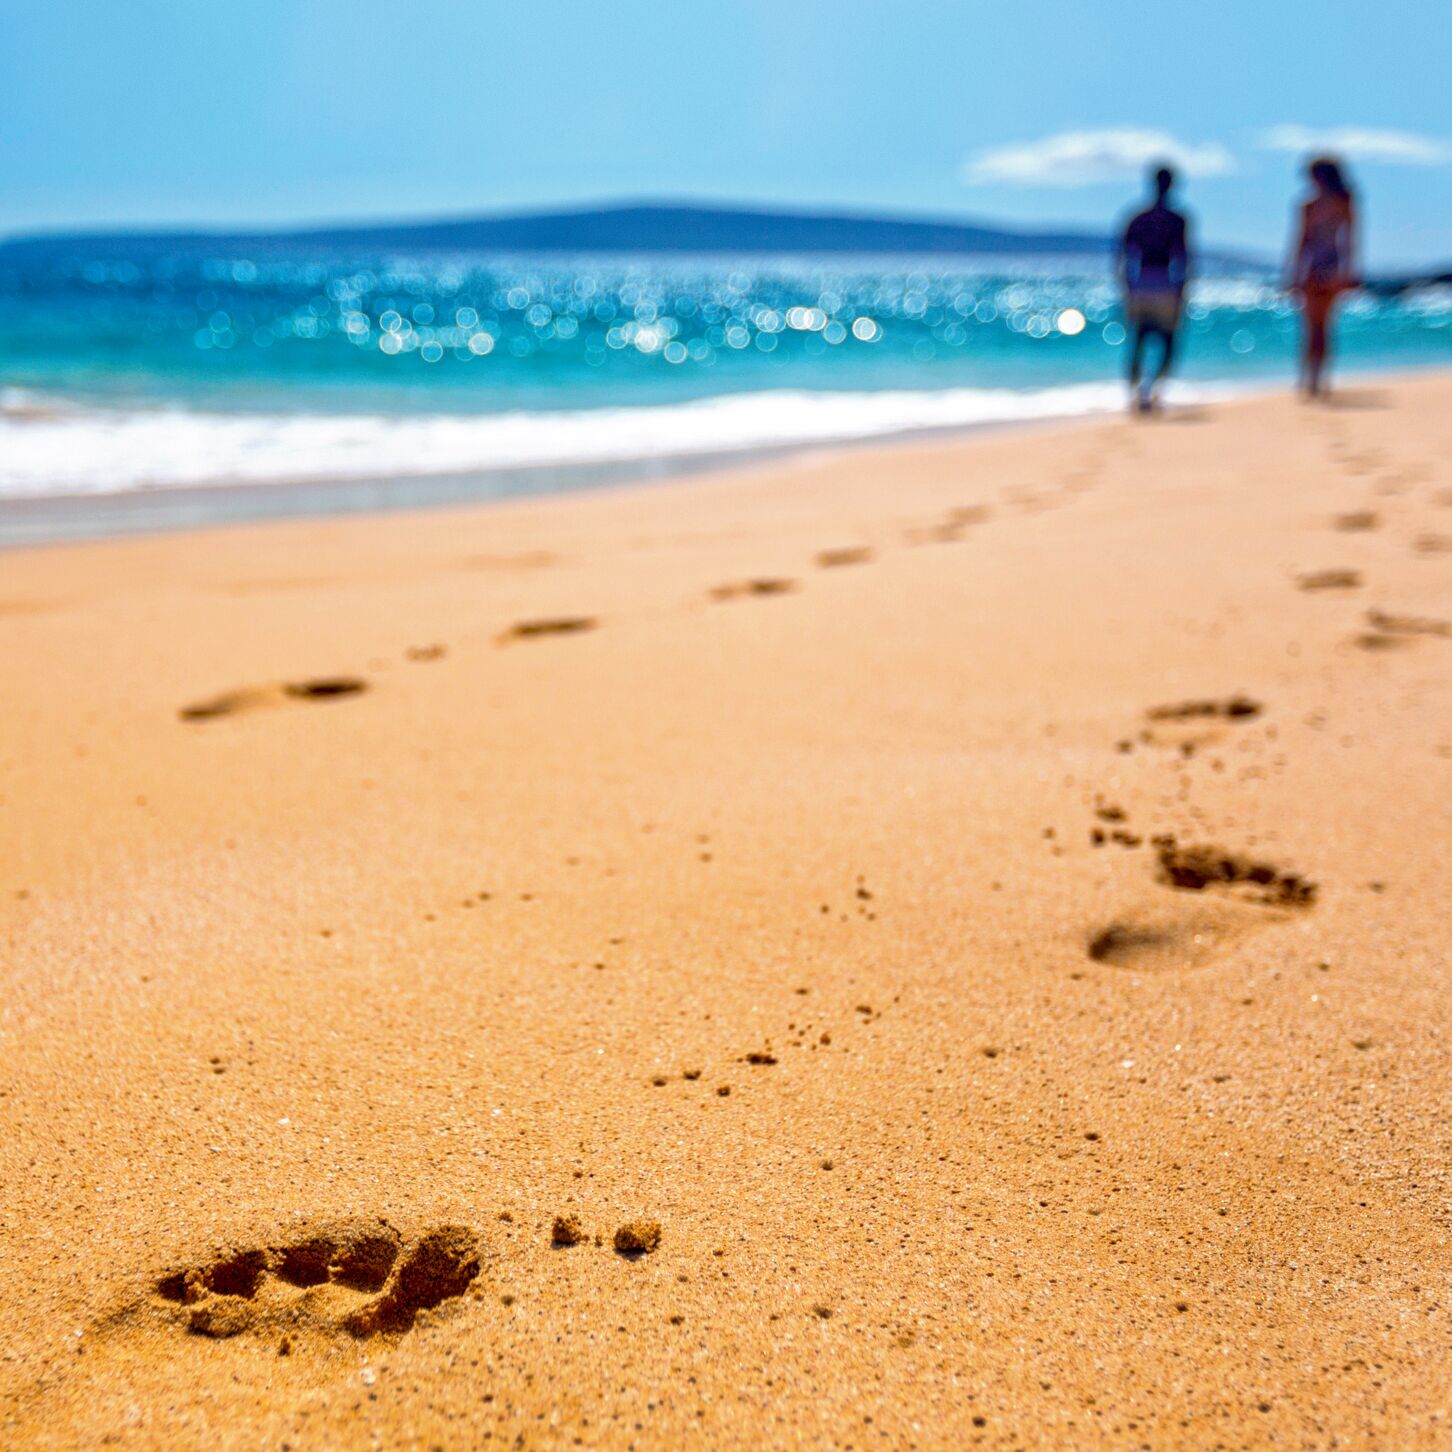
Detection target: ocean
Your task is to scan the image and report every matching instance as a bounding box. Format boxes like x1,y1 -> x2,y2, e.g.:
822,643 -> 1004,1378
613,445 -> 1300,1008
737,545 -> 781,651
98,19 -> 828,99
1,243 -> 1448,540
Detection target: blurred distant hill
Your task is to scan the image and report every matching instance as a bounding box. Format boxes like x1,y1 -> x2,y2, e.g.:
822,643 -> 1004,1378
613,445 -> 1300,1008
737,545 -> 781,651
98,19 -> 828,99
52,201 -> 1452,275
3,201 -> 1133,260
13,203 -> 1446,281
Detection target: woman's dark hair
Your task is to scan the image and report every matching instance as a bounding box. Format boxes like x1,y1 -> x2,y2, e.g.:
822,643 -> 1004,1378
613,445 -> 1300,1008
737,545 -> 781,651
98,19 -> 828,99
1309,156 -> 1352,200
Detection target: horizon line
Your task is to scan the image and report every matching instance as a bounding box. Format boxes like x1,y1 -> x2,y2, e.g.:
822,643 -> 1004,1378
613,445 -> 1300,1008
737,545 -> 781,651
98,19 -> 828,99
3,195 -> 1113,244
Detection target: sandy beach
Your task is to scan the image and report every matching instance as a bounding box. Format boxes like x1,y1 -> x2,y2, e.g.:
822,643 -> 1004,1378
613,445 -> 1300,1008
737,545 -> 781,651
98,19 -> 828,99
1,376 -> 1449,1448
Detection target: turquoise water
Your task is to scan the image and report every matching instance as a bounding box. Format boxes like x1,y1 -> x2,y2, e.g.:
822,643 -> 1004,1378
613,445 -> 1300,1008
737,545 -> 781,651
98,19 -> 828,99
1,244 -> 1448,503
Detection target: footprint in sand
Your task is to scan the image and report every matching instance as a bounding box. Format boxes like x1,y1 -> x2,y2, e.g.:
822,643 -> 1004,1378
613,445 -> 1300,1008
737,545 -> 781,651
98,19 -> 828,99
179,677 -> 367,722
1296,568 -> 1362,591
1333,510 -> 1379,532
1146,696 -> 1262,723
904,522 -> 966,545
1087,838 -> 1315,972
1332,448 -> 1388,476
1088,903 -> 1277,972
946,505 -> 991,526
1366,608 -> 1450,638
1151,838 -> 1316,905
1412,532 -> 1452,555
1354,608 -> 1450,650
1353,631 -> 1414,653
815,547 -> 874,569
903,506 -> 989,546
146,1220 -> 480,1341
710,578 -> 797,600
499,616 -> 598,642
1139,695 -> 1262,753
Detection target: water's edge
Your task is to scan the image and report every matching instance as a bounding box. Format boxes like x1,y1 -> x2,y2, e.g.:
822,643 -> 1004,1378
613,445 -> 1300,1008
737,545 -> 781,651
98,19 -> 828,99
0,375 -> 1241,546
2,366 -> 1441,550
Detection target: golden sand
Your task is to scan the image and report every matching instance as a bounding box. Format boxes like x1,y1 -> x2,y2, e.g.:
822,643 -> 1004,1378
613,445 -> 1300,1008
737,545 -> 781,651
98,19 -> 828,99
1,377 -> 1449,1448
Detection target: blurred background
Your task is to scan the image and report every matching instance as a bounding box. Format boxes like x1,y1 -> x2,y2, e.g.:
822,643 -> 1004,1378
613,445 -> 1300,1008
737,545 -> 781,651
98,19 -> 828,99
2,0 -> 1448,536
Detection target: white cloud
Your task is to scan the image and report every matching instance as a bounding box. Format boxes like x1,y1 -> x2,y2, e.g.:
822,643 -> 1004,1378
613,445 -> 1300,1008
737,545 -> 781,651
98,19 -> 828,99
1260,125 -> 1452,165
963,128 -> 1235,188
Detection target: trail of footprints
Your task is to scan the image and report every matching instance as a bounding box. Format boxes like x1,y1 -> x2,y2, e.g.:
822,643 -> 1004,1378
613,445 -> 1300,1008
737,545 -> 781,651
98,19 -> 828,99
176,501 -> 995,721
136,428 -> 1441,1388
1312,438 -> 1452,651
164,425 -> 1448,736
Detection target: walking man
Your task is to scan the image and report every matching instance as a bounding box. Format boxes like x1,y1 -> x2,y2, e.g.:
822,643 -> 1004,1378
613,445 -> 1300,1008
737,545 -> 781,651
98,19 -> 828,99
1118,165 -> 1191,414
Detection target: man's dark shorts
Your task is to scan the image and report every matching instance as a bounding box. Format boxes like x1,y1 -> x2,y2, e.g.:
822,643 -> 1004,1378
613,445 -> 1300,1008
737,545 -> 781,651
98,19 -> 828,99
1125,291 -> 1183,334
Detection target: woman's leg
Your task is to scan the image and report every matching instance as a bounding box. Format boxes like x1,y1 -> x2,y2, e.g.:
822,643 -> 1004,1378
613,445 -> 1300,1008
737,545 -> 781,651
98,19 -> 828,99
1302,289 -> 1335,396
1316,288 -> 1341,394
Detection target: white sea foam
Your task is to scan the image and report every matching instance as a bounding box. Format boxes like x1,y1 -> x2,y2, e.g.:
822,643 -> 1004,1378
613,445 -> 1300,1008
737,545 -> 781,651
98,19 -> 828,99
0,381 -> 1241,499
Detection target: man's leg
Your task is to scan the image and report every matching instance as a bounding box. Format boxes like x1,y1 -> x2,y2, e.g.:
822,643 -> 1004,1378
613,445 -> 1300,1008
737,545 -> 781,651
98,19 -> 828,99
1151,323 -> 1179,392
1132,324 -> 1170,411
1128,322 -> 1147,395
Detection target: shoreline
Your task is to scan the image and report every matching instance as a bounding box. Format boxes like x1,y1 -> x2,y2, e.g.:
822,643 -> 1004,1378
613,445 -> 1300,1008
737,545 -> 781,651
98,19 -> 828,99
2,375 -> 1449,1448
4,363 -> 1446,550
0,380 -> 1199,550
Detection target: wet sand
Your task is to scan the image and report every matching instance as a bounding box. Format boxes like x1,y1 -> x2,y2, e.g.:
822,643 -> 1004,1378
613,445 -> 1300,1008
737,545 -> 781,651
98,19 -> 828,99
1,376 -> 1449,1448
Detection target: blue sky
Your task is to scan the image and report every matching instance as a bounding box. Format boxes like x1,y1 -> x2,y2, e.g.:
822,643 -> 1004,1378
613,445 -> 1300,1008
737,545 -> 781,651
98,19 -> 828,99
3,0 -> 1449,264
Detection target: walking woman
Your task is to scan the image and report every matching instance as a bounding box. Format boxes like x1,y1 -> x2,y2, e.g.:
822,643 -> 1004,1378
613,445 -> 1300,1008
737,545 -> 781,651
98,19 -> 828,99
1287,157 -> 1358,398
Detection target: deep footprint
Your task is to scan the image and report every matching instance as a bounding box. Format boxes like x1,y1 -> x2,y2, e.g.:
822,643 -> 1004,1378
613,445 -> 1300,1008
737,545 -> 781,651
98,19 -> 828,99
710,578 -> 797,600
1333,511 -> 1379,532
180,677 -> 367,721
1088,842 -> 1315,971
1138,695 -> 1263,753
150,1220 -> 480,1340
344,1227 -> 482,1335
1145,696 -> 1261,723
501,616 -> 598,641
904,522 -> 966,545
283,677 -> 367,701
1364,608 -> 1450,639
815,547 -> 874,569
1153,837 -> 1316,906
1087,900 -> 1276,972
1297,569 -> 1362,591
